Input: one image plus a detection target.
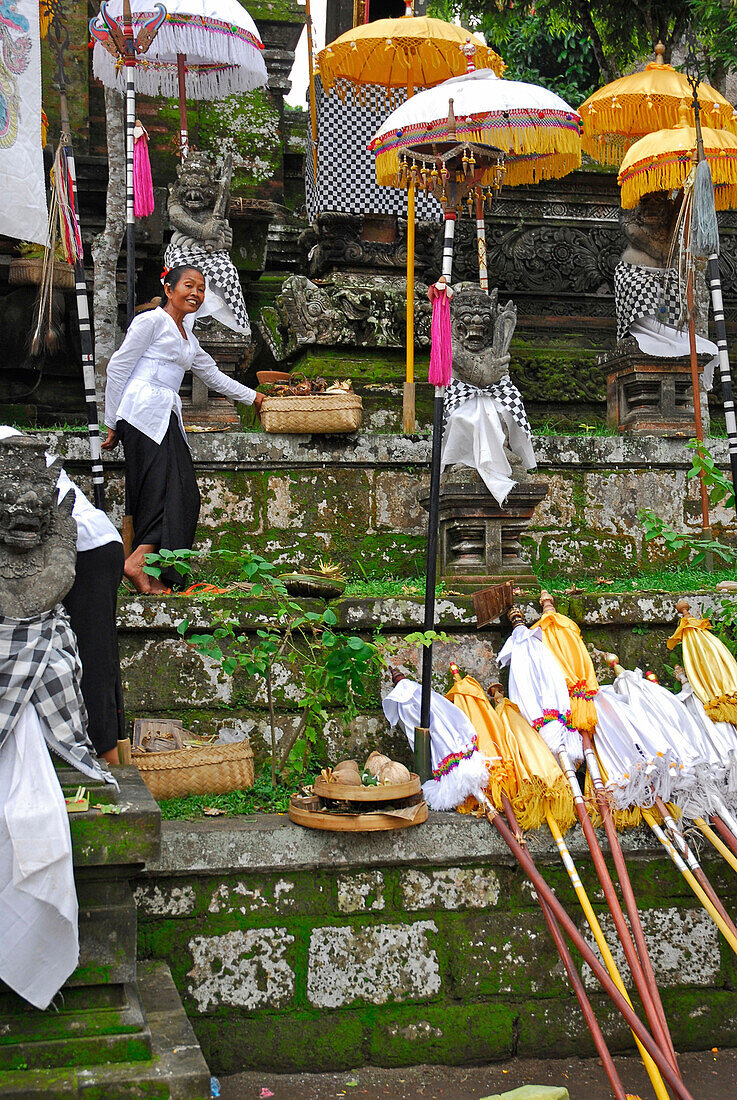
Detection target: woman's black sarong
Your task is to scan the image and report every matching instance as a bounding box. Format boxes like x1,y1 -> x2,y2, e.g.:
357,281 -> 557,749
62,540 -> 125,756
118,412 -> 200,589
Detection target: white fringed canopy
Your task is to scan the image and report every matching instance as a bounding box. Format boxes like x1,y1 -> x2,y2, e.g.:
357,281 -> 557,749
92,0 -> 268,99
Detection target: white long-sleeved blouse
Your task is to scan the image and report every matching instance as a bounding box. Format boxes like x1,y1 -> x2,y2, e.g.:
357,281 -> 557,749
104,307 -> 256,444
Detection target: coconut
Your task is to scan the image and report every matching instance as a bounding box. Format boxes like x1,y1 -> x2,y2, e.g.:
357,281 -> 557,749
364,751 -> 391,777
378,760 -> 411,785
332,759 -> 361,785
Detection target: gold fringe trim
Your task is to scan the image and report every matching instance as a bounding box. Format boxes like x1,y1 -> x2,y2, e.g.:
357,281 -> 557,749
373,130 -> 581,191
570,695 -> 598,733
619,153 -> 737,211
705,695 -> 737,725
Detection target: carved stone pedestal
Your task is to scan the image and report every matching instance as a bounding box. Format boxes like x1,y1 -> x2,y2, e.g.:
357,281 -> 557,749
423,475 -> 548,590
180,317 -> 254,428
600,344 -> 711,436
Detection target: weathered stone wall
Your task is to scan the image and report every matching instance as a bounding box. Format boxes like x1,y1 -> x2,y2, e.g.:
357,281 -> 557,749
135,814 -> 737,1075
45,430 -> 737,579
111,590 -> 725,764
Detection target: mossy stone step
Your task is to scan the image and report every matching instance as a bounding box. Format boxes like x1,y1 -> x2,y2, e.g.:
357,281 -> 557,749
0,962 -> 210,1099
0,982 -> 150,1071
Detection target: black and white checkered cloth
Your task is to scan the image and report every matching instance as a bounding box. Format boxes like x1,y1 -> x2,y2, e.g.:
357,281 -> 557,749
614,261 -> 685,343
164,243 -> 251,336
306,77 -> 442,222
0,608 -> 115,785
443,376 -> 532,439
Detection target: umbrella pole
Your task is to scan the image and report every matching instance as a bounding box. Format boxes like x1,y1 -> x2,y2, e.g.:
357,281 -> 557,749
644,809 -> 737,956
696,817 -> 737,876
561,747 -> 680,1073
483,799 -> 697,1100
403,71 -> 416,435
46,0 -> 105,509
305,0 -> 318,187
404,180 -> 416,433
684,201 -> 711,539
706,253 -> 737,503
581,735 -> 680,1066
123,0 -> 136,324
177,54 -> 189,159
655,795 -> 737,937
475,192 -> 488,293
501,799 -> 628,1100
417,209 -> 455,779
711,812 -> 737,860
544,807 -> 670,1100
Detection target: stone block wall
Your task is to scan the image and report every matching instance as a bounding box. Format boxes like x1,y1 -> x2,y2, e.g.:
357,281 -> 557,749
46,431 -> 737,581
135,814 -> 737,1075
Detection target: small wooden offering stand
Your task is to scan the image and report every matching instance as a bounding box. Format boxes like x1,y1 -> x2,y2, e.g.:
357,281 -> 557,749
289,773 -> 428,832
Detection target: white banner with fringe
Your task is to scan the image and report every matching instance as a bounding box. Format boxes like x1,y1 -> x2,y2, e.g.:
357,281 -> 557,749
0,0 -> 47,244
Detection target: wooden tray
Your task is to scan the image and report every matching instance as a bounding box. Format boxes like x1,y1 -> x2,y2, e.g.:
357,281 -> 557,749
312,773 -> 421,802
289,795 -> 428,832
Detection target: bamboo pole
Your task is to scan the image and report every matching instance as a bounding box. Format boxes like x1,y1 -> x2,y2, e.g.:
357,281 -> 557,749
560,747 -> 679,1074
403,63 -> 416,435
545,809 -> 670,1100
645,810 -> 737,956
501,799 -> 627,1100
483,798 -> 697,1100
711,813 -> 737,861
305,0 -> 319,195
697,818 -> 737,876
684,199 -> 712,540
581,734 -> 680,1071
177,53 -> 189,159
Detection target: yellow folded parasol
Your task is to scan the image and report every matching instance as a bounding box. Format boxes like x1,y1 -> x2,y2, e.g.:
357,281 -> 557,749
618,108 -> 737,211
579,42 -> 737,168
445,668 -> 516,812
668,599 -> 737,724
317,16 -> 504,100
533,591 -> 600,732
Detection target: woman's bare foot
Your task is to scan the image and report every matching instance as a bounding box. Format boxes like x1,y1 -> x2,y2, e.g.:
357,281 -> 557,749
124,544 -> 169,594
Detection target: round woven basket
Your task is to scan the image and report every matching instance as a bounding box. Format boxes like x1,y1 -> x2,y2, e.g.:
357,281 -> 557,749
132,739 -> 254,800
260,393 -> 362,434
8,256 -> 75,289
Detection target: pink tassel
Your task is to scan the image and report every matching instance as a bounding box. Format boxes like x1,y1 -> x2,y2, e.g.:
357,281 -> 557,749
428,280 -> 453,387
133,122 -> 155,219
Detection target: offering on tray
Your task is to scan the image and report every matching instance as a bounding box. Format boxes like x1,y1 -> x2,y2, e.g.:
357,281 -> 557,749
262,373 -> 353,397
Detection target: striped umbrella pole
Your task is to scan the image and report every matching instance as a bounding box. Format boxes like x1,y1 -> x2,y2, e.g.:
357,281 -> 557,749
123,0 -> 136,323
45,0 -> 105,509
706,256 -> 737,501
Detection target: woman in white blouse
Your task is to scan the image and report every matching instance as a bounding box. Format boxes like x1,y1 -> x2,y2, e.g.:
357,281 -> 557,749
103,265 -> 263,593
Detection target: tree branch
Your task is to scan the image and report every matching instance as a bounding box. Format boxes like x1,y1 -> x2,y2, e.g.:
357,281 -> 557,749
91,87 -> 125,405
571,0 -> 619,81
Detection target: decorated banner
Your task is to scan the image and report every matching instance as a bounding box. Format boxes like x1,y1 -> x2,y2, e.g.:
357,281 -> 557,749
0,0 -> 47,243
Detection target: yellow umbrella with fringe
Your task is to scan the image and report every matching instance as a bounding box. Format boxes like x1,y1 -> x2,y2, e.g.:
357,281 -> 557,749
668,598 -> 737,724
316,10 -> 504,437
618,107 -> 737,211
579,41 -> 737,168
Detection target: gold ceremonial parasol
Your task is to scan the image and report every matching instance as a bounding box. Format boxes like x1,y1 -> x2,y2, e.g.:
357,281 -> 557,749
315,9 -> 504,435
618,107 -> 737,210
579,42 -> 737,168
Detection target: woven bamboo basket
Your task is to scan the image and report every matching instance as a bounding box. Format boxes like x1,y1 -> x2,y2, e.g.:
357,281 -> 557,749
132,739 -> 254,800
9,256 -> 75,289
260,393 -> 362,434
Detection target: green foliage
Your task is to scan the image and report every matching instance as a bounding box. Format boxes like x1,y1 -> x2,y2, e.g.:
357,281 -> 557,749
539,567 -> 737,592
429,0 -> 695,86
158,766 -> 312,819
151,546 -> 448,780
688,0 -> 737,80
638,441 -> 737,569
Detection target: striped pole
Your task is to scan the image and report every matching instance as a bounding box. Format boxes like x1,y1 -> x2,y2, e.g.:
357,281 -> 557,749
47,1 -> 105,509
123,0 -> 136,322
706,254 -> 737,502
475,191 -> 487,292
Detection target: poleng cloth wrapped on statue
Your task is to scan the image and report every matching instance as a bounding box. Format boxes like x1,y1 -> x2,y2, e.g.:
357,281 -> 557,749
614,260 -> 717,384
441,377 -> 536,506
165,242 -> 250,336
668,612 -> 737,725
0,607 -> 117,785
382,676 -> 489,811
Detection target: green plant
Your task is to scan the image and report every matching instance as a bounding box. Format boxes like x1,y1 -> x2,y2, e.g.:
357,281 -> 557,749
145,547 -> 448,783
638,441 -> 737,569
